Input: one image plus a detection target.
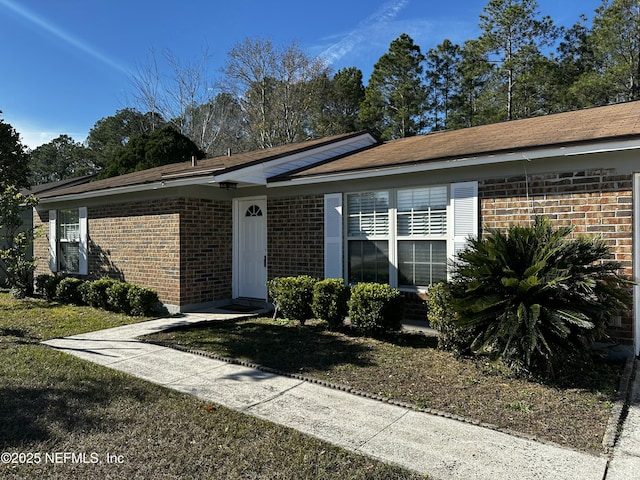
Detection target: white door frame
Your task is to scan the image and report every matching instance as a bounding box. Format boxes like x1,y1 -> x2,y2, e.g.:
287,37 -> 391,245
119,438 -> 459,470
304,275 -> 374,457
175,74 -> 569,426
232,195 -> 267,300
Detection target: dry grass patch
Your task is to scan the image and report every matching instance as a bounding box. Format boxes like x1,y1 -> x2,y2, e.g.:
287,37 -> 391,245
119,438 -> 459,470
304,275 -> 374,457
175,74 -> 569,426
145,317 -> 623,453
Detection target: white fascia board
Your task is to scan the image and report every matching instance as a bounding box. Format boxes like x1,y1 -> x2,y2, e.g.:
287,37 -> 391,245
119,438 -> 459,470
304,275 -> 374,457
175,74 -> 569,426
215,133 -> 377,184
36,175 -> 217,204
268,139 -> 640,188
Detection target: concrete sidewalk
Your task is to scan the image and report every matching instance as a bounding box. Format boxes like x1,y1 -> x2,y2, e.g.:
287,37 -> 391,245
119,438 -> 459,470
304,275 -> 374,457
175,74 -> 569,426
42,313 -> 636,480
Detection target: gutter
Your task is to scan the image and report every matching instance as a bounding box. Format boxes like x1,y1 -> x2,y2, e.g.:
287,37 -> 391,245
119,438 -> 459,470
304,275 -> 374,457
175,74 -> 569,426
267,138 -> 640,188
36,175 -> 219,204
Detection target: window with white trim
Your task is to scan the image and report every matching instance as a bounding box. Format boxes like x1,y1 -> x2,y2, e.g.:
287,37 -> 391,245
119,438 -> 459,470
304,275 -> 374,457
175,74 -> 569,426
49,207 -> 88,275
342,182 -> 477,290
58,209 -> 80,273
347,192 -> 390,283
397,186 -> 448,288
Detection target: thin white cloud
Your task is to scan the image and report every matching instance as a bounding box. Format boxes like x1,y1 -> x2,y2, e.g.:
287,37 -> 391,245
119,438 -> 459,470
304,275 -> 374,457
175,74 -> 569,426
318,0 -> 411,63
0,0 -> 130,76
6,116 -> 85,150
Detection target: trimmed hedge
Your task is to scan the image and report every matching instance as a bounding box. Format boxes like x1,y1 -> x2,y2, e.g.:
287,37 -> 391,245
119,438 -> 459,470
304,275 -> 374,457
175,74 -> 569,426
35,274 -> 160,317
55,277 -> 85,305
426,282 -> 473,353
268,275 -> 318,324
35,274 -> 64,301
312,278 -> 350,329
106,281 -> 133,314
348,282 -> 404,334
81,278 -> 118,310
127,284 -> 160,317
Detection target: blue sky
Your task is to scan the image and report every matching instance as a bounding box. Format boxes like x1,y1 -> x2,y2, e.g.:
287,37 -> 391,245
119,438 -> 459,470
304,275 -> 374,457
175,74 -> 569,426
1,0 -> 602,149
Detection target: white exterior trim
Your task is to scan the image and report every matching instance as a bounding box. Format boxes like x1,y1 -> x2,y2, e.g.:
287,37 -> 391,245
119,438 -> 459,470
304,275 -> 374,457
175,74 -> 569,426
324,193 -> 343,279
78,206 -> 88,275
268,139 -> 640,188
634,174 -> 640,356
215,133 -> 377,185
450,181 -> 479,267
48,210 -> 57,272
37,176 -> 218,204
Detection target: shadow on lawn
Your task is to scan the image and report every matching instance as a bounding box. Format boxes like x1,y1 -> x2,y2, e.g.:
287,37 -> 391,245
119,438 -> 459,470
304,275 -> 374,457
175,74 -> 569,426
157,319 -> 438,374
161,320 -> 374,373
0,347 -> 155,449
0,327 -> 39,344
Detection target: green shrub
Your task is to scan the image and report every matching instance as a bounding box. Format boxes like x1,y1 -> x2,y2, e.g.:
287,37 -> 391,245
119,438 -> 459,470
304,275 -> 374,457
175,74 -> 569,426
451,216 -> 632,375
55,277 -> 86,305
36,274 -> 63,301
81,278 -> 118,309
106,281 -> 133,314
348,282 -> 404,334
127,284 -> 160,316
312,278 -> 350,329
426,282 -> 474,353
268,275 -> 318,324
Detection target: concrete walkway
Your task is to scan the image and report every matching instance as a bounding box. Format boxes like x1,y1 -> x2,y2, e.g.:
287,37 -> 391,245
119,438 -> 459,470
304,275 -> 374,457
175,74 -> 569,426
42,313 -> 638,480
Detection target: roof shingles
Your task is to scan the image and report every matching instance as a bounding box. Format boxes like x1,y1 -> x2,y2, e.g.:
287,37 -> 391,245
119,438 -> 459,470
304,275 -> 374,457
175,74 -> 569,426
277,101 -> 640,180
37,101 -> 640,198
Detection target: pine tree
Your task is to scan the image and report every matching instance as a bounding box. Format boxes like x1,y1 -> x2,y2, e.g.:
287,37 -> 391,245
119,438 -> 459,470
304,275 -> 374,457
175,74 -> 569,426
425,39 -> 461,131
478,0 -> 559,120
359,34 -> 428,140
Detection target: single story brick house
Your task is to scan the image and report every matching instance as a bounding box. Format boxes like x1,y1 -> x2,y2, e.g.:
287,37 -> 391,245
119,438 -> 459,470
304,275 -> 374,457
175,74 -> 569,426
33,101 -> 640,354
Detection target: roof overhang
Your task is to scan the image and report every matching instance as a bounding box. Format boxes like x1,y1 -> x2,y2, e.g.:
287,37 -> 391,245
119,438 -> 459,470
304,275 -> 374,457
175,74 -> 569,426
37,132 -> 379,204
267,138 -> 640,188
36,175 -> 219,204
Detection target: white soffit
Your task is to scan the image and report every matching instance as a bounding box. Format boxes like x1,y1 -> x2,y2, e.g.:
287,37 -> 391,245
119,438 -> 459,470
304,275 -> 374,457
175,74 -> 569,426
214,133 -> 377,184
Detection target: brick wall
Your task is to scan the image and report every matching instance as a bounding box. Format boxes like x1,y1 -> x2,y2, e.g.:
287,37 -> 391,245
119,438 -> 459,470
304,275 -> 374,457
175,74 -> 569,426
33,209 -> 50,281
88,200 -> 181,305
179,198 -> 232,306
267,195 -> 324,280
34,197 -> 233,310
479,168 -> 634,343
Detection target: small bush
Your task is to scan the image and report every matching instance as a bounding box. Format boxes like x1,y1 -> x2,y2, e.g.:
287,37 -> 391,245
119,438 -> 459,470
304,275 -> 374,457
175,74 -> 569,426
268,275 -> 318,324
312,278 -> 350,329
426,282 -> 474,353
9,286 -> 26,299
36,274 -> 63,301
348,283 -> 404,334
81,278 -> 118,310
55,277 -> 86,305
106,281 -> 133,314
127,284 -> 160,316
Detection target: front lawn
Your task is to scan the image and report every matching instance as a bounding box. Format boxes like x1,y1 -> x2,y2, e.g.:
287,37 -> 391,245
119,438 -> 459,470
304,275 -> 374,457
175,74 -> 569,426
144,316 -> 625,454
0,293 -> 422,479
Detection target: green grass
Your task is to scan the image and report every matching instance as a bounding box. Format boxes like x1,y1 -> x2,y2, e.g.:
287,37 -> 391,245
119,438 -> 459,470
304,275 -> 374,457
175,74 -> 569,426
0,293 -> 424,479
145,317 -> 625,454
0,294 -> 149,343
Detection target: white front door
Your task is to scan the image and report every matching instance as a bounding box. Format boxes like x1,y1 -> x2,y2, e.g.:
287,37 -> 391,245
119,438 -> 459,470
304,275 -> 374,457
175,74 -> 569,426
235,197 -> 267,299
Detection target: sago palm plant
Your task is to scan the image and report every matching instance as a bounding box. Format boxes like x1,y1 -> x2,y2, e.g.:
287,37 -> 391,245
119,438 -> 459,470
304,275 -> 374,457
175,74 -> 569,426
450,216 -> 631,375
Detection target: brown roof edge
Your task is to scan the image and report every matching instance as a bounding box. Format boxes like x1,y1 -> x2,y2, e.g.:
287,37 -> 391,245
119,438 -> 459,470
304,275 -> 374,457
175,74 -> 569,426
283,132 -> 640,181
22,174 -> 97,196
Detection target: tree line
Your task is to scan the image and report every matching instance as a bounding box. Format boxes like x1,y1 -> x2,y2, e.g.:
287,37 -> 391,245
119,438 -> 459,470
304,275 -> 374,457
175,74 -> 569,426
20,0 -> 640,184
